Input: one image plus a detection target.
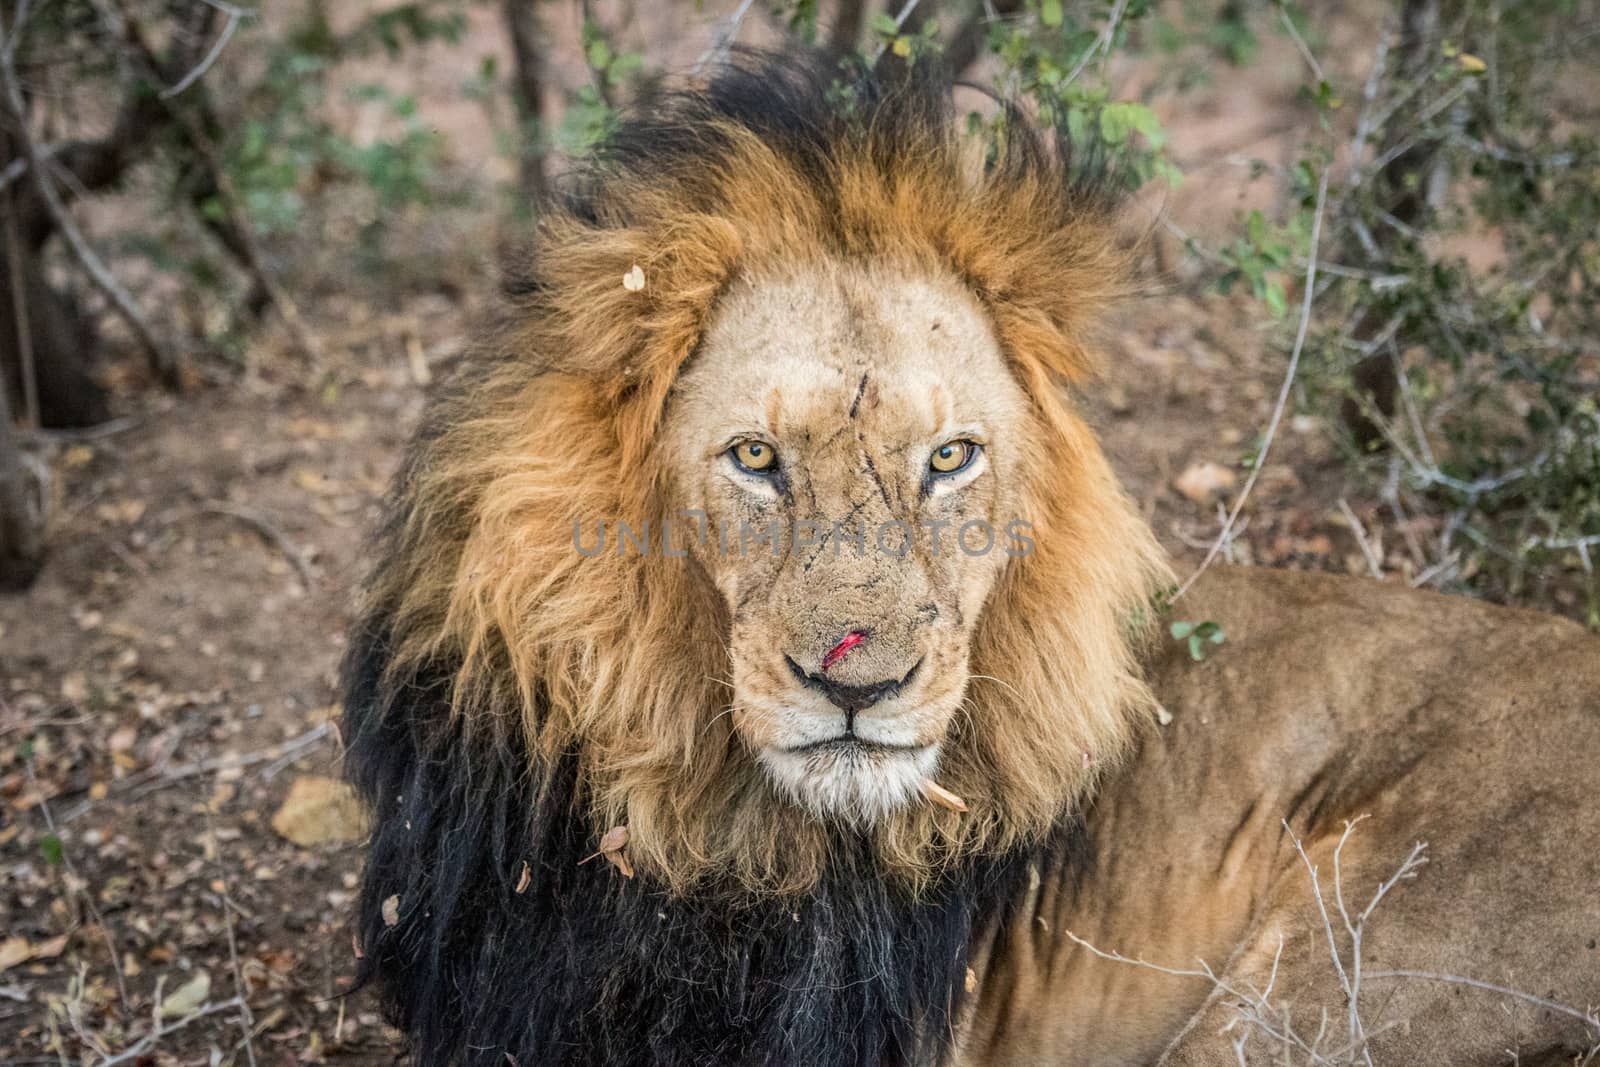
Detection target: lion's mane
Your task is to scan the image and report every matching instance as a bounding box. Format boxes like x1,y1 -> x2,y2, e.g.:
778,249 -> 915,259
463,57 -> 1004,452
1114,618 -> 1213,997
343,52 -> 1169,1066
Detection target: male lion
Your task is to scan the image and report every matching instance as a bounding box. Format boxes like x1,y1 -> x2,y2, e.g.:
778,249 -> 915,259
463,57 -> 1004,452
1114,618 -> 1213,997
343,54 -> 1600,1066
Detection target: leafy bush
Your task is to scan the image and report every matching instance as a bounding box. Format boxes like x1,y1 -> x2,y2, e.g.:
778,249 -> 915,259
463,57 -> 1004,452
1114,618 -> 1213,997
1208,0 -> 1599,624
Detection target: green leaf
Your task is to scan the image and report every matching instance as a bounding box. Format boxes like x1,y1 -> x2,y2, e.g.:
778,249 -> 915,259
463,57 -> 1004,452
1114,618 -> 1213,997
1174,620 -> 1225,660
1040,0 -> 1064,28
1264,279 -> 1288,319
1098,106 -> 1130,145
586,37 -> 612,72
870,13 -> 900,36
40,834 -> 63,866
1246,209 -> 1267,246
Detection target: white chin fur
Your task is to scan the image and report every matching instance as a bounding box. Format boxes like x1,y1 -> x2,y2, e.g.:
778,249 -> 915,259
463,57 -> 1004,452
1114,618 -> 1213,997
758,743 -> 941,824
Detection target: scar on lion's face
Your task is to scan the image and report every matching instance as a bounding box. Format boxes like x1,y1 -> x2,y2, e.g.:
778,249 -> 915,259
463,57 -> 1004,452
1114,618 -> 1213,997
663,259 -> 1032,821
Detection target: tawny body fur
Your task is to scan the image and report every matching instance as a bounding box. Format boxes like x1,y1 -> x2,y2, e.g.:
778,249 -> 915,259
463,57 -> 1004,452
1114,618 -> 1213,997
963,567 -> 1600,1065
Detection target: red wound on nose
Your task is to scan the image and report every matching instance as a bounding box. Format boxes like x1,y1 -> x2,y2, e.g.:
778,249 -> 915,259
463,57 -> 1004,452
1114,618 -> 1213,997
821,630 -> 868,671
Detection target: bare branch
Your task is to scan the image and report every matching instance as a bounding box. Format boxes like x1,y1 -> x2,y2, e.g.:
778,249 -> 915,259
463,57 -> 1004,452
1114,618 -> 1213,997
1338,499 -> 1385,580
1278,4 -> 1325,83
161,4 -> 251,100
869,0 -> 924,63
1364,971 -> 1600,1038
0,21 -> 174,382
697,0 -> 758,73
1174,165 -> 1331,601
1061,0 -> 1130,90
106,0 -> 325,364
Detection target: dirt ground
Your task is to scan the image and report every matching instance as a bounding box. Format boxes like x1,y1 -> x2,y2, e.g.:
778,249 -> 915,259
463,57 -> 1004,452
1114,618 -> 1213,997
0,7 -> 1453,1064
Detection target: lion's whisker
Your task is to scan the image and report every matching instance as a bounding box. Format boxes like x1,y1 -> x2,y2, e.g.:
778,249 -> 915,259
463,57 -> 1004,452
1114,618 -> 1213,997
967,673 -> 1027,704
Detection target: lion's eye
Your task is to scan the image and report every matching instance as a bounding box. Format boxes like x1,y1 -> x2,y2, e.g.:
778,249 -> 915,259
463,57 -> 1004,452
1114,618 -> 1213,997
929,440 -> 979,475
731,440 -> 778,474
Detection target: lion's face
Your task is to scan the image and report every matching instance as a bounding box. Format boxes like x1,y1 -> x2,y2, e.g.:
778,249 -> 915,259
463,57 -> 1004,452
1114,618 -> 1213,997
663,261 -> 1031,821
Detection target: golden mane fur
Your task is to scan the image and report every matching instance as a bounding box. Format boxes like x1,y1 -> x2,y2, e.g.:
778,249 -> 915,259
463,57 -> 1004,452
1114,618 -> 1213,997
359,57 -> 1171,894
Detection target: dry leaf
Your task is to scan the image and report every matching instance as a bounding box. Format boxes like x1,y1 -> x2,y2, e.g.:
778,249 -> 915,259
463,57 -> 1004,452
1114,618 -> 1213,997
579,825 -> 634,877
1458,53 -> 1486,73
602,850 -> 635,878
29,934 -> 67,961
921,779 -> 968,813
622,265 -> 646,292
381,894 -> 401,927
160,971 -> 211,1018
1173,461 -> 1237,505
515,861 -> 532,894
0,938 -> 31,973
964,967 -> 978,994
270,776 -> 368,847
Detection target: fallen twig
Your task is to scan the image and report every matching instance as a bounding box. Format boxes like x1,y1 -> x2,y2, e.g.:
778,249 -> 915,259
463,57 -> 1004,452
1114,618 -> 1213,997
199,503 -> 314,588
115,722 -> 333,803
91,996 -> 247,1067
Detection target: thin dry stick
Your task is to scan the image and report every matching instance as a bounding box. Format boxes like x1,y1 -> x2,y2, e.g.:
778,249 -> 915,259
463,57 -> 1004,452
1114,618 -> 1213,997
1065,928 -> 1336,1065
694,0 -> 757,73
118,721 -> 332,801
204,800 -> 257,1067
0,23 -> 172,381
160,2 -> 250,99
1061,0 -> 1131,90
1173,166 -> 1331,601
91,996 -> 248,1067
21,758 -> 132,1015
1285,817 -> 1361,1060
199,502 -> 314,588
869,0 -> 924,62
1338,498 -> 1385,579
1278,4 -> 1326,83
1364,971 -> 1600,1037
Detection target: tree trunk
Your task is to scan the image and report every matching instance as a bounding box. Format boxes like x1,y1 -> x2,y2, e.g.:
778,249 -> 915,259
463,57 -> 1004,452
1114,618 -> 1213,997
944,0 -> 1021,77
0,367 -> 47,591
1341,0 -> 1445,448
827,0 -> 867,55
1,159 -> 110,429
503,0 -> 550,207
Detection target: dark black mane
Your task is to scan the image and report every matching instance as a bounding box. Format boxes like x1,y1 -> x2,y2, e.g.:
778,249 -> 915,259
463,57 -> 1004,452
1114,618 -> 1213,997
344,627 -> 1068,1066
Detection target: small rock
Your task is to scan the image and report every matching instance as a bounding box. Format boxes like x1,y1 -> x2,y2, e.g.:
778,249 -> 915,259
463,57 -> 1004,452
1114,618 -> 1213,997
270,776 -> 368,847
1173,461 -> 1237,505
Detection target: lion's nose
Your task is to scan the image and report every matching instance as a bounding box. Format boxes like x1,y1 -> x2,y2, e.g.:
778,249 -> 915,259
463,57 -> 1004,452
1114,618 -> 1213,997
784,654 -> 921,713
